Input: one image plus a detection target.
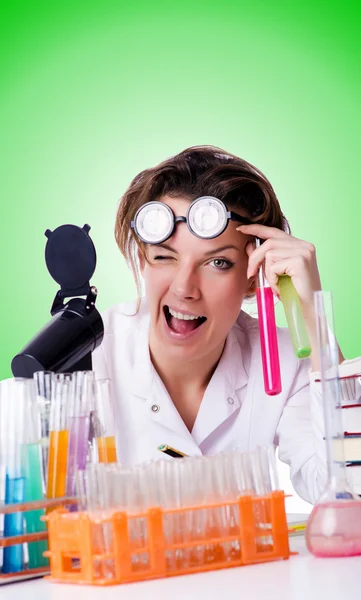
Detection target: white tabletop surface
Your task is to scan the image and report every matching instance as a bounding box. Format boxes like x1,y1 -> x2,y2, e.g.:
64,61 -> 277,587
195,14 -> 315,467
2,536 -> 361,600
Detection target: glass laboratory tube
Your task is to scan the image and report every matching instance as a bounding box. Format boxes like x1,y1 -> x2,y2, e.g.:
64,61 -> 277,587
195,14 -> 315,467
1,379 -> 27,573
89,463 -> 114,579
66,371 -> 93,498
150,459 -> 177,571
196,456 -> 220,565
306,291 -> 361,557
255,238 -> 282,395
248,448 -> 274,549
211,453 -> 238,561
46,374 -> 71,500
33,371 -> 53,486
21,380 -> 48,568
92,379 -> 118,464
278,275 -> 311,359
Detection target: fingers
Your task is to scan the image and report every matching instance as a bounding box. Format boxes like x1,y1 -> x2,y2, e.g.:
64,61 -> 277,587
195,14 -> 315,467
237,224 -> 317,294
247,239 -> 299,278
265,256 -> 310,296
237,223 -> 288,240
245,240 -> 255,258
264,259 -> 290,296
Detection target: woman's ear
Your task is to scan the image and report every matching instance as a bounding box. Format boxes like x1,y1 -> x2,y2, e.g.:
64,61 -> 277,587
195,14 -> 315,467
138,248 -> 145,274
245,240 -> 257,295
246,277 -> 257,296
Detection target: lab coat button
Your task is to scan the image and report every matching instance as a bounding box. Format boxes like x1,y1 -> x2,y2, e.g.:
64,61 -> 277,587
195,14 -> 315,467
227,397 -> 234,405
151,404 -> 160,413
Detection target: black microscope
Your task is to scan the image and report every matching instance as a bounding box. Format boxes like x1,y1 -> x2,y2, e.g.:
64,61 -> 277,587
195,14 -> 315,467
11,224 -> 104,377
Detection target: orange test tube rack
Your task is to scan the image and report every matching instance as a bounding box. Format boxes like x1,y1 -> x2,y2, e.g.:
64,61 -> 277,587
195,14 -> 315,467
44,490 -> 294,587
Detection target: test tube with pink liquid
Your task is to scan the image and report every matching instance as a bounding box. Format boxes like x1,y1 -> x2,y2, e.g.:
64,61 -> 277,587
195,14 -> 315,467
255,238 -> 282,396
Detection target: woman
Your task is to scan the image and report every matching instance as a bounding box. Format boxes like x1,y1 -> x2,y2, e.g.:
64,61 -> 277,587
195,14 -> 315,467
92,145 -> 351,504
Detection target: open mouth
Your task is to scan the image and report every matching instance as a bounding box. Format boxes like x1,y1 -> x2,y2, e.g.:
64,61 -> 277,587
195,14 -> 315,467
163,306 -> 207,335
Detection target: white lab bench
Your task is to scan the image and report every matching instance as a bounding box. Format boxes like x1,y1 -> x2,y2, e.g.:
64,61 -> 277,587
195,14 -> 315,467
1,536 -> 360,600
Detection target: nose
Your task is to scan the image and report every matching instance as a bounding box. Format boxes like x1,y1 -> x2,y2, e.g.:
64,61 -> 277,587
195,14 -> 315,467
169,263 -> 201,301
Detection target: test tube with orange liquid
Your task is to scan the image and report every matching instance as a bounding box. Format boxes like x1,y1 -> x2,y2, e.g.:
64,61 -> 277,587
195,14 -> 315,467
93,379 -> 118,464
46,374 -> 71,500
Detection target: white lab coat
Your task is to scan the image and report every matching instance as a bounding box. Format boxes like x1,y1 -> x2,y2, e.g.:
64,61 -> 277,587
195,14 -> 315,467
92,298 -> 346,505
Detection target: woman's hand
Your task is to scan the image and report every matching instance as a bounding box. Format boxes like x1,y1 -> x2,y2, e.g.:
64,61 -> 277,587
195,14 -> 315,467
237,224 -> 322,314
237,223 -> 334,371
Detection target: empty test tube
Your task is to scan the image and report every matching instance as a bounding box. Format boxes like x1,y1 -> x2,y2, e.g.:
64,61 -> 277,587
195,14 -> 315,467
86,463 -> 118,579
33,371 -> 53,486
248,448 -> 274,549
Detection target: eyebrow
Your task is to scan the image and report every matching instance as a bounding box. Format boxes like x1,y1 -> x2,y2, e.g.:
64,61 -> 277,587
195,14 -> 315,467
153,243 -> 241,256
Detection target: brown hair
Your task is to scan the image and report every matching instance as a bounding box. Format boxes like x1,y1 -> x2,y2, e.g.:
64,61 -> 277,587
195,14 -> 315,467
115,145 -> 288,301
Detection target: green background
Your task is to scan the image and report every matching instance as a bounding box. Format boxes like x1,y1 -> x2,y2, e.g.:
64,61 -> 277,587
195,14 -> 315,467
1,0 -> 360,379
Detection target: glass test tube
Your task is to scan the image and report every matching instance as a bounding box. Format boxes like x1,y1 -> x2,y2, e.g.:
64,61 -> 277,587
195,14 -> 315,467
86,463 -> 114,579
255,238 -> 282,395
21,379 -> 48,568
46,374 -> 71,500
314,291 -> 351,493
93,379 -> 118,464
306,291 -> 361,557
278,275 -> 311,359
1,379 -> 27,573
210,454 -> 236,562
66,371 -> 93,498
33,371 -> 53,486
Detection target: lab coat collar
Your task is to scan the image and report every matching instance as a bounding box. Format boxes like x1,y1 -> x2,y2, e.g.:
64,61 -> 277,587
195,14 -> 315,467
130,316 -> 248,445
129,313 -> 154,399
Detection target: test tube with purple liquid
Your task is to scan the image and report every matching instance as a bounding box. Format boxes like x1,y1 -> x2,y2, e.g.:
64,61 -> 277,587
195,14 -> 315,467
65,371 -> 93,498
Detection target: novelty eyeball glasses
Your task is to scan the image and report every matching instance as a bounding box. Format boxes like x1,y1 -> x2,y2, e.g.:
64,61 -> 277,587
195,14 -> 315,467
130,196 -> 252,244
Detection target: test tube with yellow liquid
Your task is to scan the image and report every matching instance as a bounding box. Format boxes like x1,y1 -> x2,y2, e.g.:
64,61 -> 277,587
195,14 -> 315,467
278,275 -> 311,359
93,379 -> 118,464
46,374 -> 71,501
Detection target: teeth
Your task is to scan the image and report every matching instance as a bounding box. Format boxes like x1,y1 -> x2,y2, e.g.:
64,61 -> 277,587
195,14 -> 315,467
168,307 -> 202,320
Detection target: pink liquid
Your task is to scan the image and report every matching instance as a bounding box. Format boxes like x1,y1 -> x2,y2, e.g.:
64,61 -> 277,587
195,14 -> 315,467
256,287 -> 282,395
306,501 -> 361,557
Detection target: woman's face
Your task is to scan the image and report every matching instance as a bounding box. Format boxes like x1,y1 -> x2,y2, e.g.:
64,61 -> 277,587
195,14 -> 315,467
140,196 -> 255,363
